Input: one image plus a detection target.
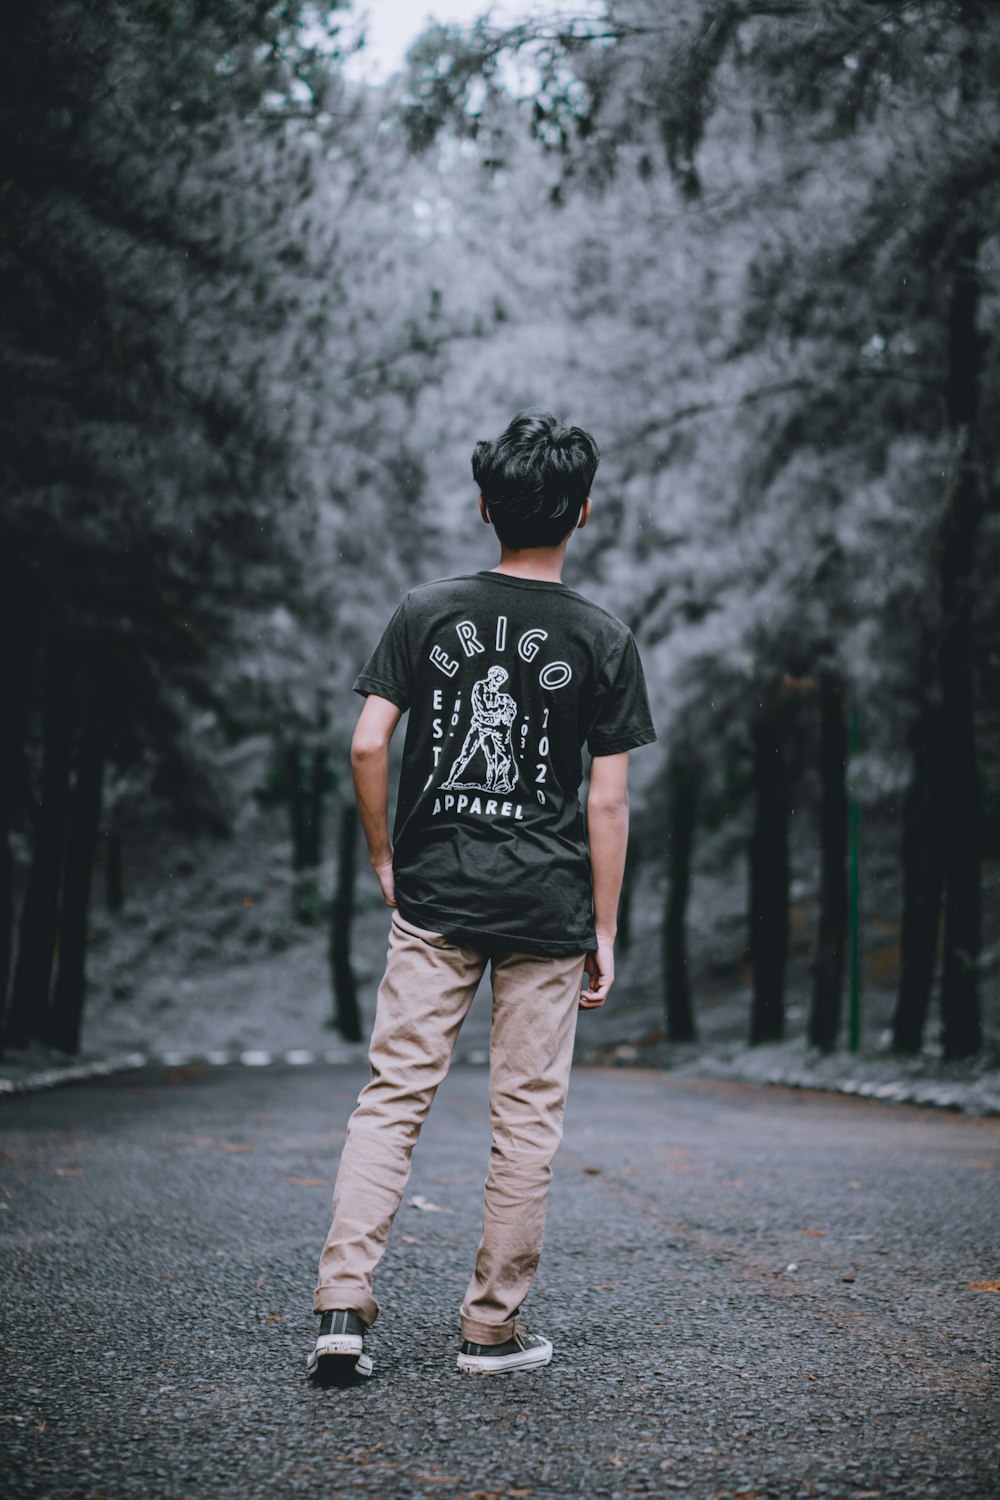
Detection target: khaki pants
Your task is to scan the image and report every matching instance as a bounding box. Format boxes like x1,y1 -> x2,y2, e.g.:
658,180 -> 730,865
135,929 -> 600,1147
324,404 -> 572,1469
314,911 -> 587,1344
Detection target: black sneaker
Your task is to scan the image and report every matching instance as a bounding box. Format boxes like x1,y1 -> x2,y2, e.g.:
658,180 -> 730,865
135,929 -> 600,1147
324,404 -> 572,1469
457,1324 -> 552,1374
306,1310 -> 373,1383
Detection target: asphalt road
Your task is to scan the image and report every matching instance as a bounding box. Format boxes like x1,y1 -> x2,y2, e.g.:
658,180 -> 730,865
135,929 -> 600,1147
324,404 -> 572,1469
2,1062 -> 998,1500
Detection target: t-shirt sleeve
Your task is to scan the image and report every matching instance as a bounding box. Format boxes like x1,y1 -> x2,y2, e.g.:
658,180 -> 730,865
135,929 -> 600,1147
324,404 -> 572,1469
353,598 -> 411,710
586,630 -> 657,757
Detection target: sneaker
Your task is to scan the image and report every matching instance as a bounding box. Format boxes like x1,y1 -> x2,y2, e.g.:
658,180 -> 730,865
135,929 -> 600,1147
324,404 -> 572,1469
306,1309 -> 373,1383
457,1324 -> 553,1375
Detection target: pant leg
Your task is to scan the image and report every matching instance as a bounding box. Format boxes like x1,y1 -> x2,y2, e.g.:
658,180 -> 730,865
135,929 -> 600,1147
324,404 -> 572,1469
314,911 -> 487,1321
460,947 -> 587,1344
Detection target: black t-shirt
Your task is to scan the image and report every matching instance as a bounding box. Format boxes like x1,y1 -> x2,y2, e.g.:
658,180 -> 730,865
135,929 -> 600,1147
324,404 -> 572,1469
354,570 -> 656,956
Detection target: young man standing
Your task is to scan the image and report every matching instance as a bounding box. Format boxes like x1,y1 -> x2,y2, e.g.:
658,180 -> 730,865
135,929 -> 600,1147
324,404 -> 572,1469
308,411 -> 655,1381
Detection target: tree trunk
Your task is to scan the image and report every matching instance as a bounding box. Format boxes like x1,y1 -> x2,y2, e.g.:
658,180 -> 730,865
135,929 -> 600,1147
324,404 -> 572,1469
5,657 -> 75,1047
329,800 -> 362,1042
303,747 -> 325,869
287,740 -> 321,922
809,673 -> 848,1051
286,741 -> 307,870
938,217 -> 982,1059
893,689 -> 945,1053
0,644 -> 20,1035
663,753 -> 698,1042
47,724 -> 104,1054
105,829 -> 124,913
748,702 -> 789,1044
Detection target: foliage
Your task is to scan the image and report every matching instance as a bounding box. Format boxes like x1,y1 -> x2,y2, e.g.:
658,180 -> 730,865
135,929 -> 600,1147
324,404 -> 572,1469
0,0 -> 464,1045
4,0 -> 998,1055
396,0 -> 1000,1050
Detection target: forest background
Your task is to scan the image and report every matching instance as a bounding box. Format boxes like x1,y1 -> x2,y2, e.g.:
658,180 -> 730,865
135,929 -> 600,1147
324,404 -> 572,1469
1,0 -> 998,1087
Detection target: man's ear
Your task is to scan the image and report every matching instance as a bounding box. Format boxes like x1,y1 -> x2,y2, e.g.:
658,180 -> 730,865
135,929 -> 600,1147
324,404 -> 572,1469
478,495 -> 492,525
577,496 -> 592,529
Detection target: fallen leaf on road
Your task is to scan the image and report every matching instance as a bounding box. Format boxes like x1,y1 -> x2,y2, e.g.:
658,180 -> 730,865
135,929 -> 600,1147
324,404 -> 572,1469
582,1166 -> 601,1175
409,1195 -> 446,1212
266,1313 -> 288,1323
965,1160 -> 997,1170
286,1176 -> 326,1187
401,1235 -> 420,1244
220,1143 -> 253,1153
967,1279 -> 1000,1293
796,1228 -> 825,1236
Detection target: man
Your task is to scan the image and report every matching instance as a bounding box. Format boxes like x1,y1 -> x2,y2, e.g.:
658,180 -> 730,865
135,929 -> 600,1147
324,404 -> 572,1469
308,410 -> 656,1382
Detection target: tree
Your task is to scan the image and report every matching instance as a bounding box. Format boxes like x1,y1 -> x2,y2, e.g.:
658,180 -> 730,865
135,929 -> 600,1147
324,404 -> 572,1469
663,752 -> 699,1042
0,1 -> 356,1047
810,671 -> 849,1051
329,797 -> 363,1042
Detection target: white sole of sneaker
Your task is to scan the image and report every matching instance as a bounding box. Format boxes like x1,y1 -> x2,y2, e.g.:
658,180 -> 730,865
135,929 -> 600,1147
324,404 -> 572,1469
457,1342 -> 553,1375
313,1334 -> 364,1358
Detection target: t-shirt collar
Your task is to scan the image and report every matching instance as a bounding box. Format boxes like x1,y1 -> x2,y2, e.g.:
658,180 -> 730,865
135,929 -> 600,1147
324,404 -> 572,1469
475,570 -> 567,591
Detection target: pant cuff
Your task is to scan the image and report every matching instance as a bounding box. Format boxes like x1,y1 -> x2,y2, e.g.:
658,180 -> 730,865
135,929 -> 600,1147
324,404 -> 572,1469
313,1289 -> 379,1325
461,1313 -> 516,1345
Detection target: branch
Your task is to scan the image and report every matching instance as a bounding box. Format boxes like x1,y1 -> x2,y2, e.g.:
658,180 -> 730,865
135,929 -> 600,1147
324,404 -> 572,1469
629,363 -> 943,441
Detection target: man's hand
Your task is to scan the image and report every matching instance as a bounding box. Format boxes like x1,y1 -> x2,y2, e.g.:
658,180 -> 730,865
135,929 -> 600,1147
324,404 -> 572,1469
372,855 -> 396,908
581,938 -> 614,1008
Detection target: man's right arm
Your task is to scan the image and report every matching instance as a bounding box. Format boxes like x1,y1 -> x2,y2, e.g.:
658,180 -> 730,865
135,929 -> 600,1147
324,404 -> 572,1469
351,694 -> 404,908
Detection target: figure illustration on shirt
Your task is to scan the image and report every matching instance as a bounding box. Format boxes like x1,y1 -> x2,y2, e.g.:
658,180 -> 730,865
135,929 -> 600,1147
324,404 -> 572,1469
440,665 -> 518,795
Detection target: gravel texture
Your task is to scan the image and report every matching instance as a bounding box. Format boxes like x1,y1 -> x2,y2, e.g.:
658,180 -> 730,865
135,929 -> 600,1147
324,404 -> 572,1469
1,1063 -> 998,1499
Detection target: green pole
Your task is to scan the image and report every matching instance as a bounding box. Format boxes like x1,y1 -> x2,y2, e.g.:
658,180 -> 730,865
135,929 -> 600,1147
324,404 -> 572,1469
848,709 -> 861,1053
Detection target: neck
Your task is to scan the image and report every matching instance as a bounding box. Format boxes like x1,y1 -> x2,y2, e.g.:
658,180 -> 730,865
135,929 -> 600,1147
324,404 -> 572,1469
490,543 -> 567,583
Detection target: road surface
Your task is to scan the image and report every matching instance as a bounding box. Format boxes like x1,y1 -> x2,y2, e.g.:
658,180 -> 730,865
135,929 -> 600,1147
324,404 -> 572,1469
2,1063 -> 998,1498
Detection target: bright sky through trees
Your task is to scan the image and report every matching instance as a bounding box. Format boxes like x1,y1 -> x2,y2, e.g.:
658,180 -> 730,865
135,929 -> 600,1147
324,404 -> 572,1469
345,1 -> 599,80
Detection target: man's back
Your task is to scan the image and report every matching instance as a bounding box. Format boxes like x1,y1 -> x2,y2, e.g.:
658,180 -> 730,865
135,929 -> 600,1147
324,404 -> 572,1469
354,569 -> 654,956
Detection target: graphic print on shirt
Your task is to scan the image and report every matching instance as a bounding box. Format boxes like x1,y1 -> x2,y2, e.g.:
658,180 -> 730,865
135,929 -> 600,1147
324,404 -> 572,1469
439,665 -> 518,795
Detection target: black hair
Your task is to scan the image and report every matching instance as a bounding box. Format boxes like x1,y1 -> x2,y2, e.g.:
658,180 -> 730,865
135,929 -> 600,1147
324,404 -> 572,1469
472,409 -> 600,550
